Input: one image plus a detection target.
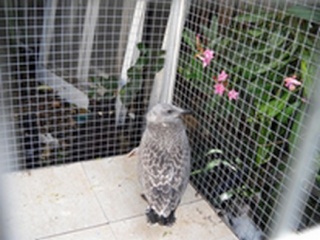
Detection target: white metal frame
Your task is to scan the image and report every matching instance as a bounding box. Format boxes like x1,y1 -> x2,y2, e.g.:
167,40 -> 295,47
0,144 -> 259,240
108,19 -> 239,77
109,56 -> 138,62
116,0 -> 147,125
149,0 -> 191,107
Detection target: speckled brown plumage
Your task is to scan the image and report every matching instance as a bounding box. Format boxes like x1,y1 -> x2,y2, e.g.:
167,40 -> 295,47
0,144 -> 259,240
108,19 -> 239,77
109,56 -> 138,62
138,103 -> 191,226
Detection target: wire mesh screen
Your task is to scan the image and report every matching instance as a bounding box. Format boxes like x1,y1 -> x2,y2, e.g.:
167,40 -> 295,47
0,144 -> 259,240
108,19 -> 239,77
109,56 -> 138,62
1,0 -> 320,239
173,0 -> 320,238
0,0 -> 171,169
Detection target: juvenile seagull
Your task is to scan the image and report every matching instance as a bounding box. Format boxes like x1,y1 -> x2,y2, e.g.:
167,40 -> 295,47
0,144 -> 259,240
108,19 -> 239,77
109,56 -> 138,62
138,103 -> 191,226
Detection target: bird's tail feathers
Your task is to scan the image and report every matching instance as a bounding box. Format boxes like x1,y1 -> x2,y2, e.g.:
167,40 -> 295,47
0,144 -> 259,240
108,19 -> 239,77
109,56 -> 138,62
146,208 -> 176,226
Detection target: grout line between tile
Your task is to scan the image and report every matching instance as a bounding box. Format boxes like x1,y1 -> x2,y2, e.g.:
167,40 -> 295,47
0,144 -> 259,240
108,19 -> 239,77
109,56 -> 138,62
109,213 -> 145,224
80,161 -> 111,222
77,159 -> 208,239
80,161 -> 119,240
181,198 -> 203,206
36,222 -> 110,240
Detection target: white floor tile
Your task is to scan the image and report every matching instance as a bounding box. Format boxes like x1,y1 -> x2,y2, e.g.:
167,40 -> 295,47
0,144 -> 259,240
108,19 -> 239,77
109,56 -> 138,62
82,156 -> 146,222
82,156 -> 201,222
3,163 -> 106,240
109,200 -> 237,240
3,156 -> 237,240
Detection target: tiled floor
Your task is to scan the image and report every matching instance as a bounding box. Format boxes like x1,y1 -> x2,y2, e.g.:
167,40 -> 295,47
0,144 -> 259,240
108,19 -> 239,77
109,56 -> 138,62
3,155 -> 237,240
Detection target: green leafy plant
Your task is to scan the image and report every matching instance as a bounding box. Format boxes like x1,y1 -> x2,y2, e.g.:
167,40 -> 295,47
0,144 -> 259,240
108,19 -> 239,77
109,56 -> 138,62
88,75 -> 118,100
192,149 -> 256,204
120,43 -> 165,107
88,42 -> 165,105
180,5 -> 318,168
179,4 -> 320,231
192,149 -> 238,175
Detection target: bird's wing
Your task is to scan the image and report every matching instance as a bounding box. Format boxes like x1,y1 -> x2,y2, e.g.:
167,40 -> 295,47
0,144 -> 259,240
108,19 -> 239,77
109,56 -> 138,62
139,132 -> 190,217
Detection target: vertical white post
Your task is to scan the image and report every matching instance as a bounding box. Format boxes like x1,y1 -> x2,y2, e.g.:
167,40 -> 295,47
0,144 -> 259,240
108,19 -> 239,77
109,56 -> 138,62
37,0 -> 90,110
76,0 -> 101,83
147,4 -> 170,109
0,74 -> 8,240
116,0 -> 147,125
116,0 -> 137,73
0,71 -> 19,239
64,0 -> 76,71
119,0 -> 147,85
39,0 -> 58,66
156,0 -> 190,105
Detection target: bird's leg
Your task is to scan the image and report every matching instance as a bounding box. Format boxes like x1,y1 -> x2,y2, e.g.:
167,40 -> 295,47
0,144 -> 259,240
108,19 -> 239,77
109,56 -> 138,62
127,147 -> 139,158
146,207 -> 159,224
160,210 -> 176,226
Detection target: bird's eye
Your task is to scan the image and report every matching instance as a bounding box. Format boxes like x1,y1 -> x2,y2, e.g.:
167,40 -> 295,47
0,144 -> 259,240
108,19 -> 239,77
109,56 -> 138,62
167,109 -> 173,114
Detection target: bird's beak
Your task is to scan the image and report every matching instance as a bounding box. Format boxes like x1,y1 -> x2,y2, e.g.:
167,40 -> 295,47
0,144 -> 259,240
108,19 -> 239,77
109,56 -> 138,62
180,109 -> 192,115
173,105 -> 192,116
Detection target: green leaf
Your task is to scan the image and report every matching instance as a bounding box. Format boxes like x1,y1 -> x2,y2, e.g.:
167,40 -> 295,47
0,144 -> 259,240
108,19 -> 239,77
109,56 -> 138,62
127,66 -> 141,80
288,107 -> 305,151
221,161 -> 237,171
120,78 -> 142,106
151,65 -> 164,73
233,13 -> 265,23
247,84 -> 273,102
287,5 -> 320,24
191,58 -> 203,80
201,16 -> 218,40
206,159 -> 222,170
37,85 -> 53,91
255,123 -> 274,165
219,189 -> 235,202
191,169 -> 203,175
258,92 -> 291,119
256,144 -> 272,166
205,159 -> 237,172
316,174 -> 320,188
155,57 -> 165,67
159,50 -> 166,56
135,56 -> 149,67
288,120 -> 300,151
182,29 -> 196,51
150,50 -> 166,57
205,97 -> 219,113
301,51 -> 315,98
87,89 -> 96,99
235,157 -> 242,166
255,54 -> 294,75
136,42 -> 148,55
234,12 -> 280,24
270,93 -> 290,117
209,36 -> 231,50
250,29 -> 288,55
248,29 -> 264,37
275,101 -> 301,123
206,149 -> 223,156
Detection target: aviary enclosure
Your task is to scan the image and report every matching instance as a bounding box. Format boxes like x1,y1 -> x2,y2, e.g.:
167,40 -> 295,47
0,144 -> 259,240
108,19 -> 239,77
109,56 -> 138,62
0,0 -> 320,239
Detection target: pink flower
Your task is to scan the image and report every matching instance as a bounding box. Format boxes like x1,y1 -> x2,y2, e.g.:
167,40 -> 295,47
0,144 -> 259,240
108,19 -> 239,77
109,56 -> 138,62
203,49 -> 214,66
228,89 -> 239,100
284,76 -> 301,91
198,49 -> 214,68
218,70 -> 228,82
214,83 -> 225,96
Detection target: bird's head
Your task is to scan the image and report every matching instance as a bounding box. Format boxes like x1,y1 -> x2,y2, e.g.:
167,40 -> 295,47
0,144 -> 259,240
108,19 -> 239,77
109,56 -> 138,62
146,103 -> 191,125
